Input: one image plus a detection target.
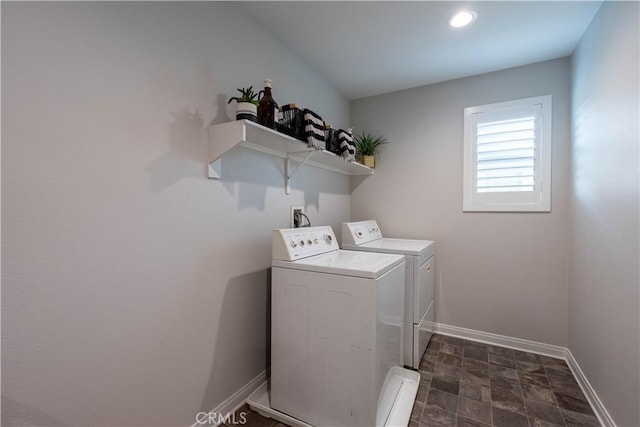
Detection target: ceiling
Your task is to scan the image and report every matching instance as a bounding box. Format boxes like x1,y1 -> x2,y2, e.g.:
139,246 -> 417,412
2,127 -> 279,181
241,1 -> 602,100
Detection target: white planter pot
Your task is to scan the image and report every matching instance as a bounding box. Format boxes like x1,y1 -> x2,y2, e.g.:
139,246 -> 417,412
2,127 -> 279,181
236,102 -> 257,122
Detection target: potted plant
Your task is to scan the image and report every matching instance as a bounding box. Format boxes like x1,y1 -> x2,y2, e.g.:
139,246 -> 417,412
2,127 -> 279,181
354,132 -> 389,168
228,86 -> 259,122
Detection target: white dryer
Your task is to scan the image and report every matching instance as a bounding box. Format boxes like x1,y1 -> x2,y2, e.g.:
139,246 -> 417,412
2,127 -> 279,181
267,225 -> 420,427
342,220 -> 435,370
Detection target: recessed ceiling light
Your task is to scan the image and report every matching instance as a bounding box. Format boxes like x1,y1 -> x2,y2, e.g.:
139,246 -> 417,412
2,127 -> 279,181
449,10 -> 477,28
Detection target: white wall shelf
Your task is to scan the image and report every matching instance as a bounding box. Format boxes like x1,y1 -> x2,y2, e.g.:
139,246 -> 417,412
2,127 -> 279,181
207,120 -> 373,194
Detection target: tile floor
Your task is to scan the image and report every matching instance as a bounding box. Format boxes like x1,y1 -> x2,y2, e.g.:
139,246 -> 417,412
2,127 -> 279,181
228,333 -> 600,427
409,334 -> 600,427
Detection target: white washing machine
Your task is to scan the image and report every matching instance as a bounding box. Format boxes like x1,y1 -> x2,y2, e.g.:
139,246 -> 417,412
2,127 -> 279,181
342,220 -> 435,370
250,225 -> 419,427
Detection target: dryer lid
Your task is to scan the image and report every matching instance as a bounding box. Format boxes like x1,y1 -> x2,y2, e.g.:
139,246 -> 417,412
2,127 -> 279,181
343,238 -> 434,257
272,249 -> 405,279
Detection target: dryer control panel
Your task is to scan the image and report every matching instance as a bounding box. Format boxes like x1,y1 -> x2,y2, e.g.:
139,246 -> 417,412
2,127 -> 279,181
342,220 -> 383,246
272,226 -> 339,261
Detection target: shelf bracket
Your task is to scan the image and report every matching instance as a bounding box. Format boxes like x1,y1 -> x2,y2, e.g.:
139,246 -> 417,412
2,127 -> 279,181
208,159 -> 222,179
285,151 -> 315,194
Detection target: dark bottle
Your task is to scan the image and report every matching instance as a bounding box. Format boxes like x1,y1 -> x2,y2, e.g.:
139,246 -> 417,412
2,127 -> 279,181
257,79 -> 278,129
325,125 -> 339,155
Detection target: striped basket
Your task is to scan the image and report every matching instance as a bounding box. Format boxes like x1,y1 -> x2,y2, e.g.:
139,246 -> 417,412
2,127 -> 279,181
303,109 -> 326,150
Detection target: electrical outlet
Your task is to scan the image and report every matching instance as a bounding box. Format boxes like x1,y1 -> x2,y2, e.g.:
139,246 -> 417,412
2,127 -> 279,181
290,205 -> 304,228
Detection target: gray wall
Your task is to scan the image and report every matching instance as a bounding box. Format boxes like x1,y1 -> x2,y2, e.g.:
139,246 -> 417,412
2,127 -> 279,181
350,58 -> 571,346
1,3 -> 350,426
570,2 -> 640,426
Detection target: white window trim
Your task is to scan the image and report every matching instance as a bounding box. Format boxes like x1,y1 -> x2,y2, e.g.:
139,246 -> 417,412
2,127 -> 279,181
463,95 -> 552,212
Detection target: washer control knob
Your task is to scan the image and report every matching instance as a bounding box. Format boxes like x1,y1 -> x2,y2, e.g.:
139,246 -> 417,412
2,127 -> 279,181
324,234 -> 333,245
290,240 -> 297,248
314,238 -> 319,244
356,229 -> 363,238
307,239 -> 313,245
300,240 -> 305,246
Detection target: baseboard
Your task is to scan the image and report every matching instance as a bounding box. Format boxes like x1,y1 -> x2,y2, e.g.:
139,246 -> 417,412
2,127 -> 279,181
565,349 -> 616,427
433,322 -> 566,358
434,322 -> 615,427
192,369 -> 268,427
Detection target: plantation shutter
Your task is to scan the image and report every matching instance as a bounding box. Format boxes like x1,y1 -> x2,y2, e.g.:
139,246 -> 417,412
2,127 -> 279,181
476,114 -> 537,193
463,95 -> 551,212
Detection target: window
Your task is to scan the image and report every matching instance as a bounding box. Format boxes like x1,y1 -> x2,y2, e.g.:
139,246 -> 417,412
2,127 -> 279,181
463,95 -> 552,212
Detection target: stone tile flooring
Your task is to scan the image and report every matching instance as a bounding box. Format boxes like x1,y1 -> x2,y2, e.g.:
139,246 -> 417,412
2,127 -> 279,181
229,334 -> 600,427
411,334 -> 600,427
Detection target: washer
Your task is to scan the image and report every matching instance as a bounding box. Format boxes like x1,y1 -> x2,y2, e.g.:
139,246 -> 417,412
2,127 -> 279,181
342,220 -> 435,370
261,225 -> 419,427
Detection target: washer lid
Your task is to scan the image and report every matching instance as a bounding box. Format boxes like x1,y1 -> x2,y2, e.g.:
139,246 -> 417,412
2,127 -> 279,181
343,238 -> 435,257
272,249 -> 405,279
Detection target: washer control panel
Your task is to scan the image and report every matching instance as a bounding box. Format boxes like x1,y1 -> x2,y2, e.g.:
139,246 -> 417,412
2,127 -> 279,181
341,220 -> 383,246
272,226 -> 339,261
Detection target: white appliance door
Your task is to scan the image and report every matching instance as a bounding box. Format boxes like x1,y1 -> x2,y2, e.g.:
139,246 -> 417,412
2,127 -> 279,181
413,301 -> 435,367
271,264 -> 405,427
272,250 -> 405,279
413,256 -> 434,324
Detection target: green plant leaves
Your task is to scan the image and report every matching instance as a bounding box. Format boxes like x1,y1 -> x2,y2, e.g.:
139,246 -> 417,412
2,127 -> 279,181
354,132 -> 389,155
227,86 -> 259,105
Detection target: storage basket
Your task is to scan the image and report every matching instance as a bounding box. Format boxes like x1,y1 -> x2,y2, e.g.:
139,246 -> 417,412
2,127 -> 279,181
303,109 -> 326,150
338,129 -> 355,162
276,104 -> 305,142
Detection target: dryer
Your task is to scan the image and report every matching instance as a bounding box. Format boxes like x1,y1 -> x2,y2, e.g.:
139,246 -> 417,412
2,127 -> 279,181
268,225 -> 420,427
342,220 -> 435,370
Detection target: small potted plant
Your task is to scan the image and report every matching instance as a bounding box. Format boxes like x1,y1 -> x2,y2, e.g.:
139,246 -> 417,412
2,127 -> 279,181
228,86 -> 259,122
354,132 -> 389,168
